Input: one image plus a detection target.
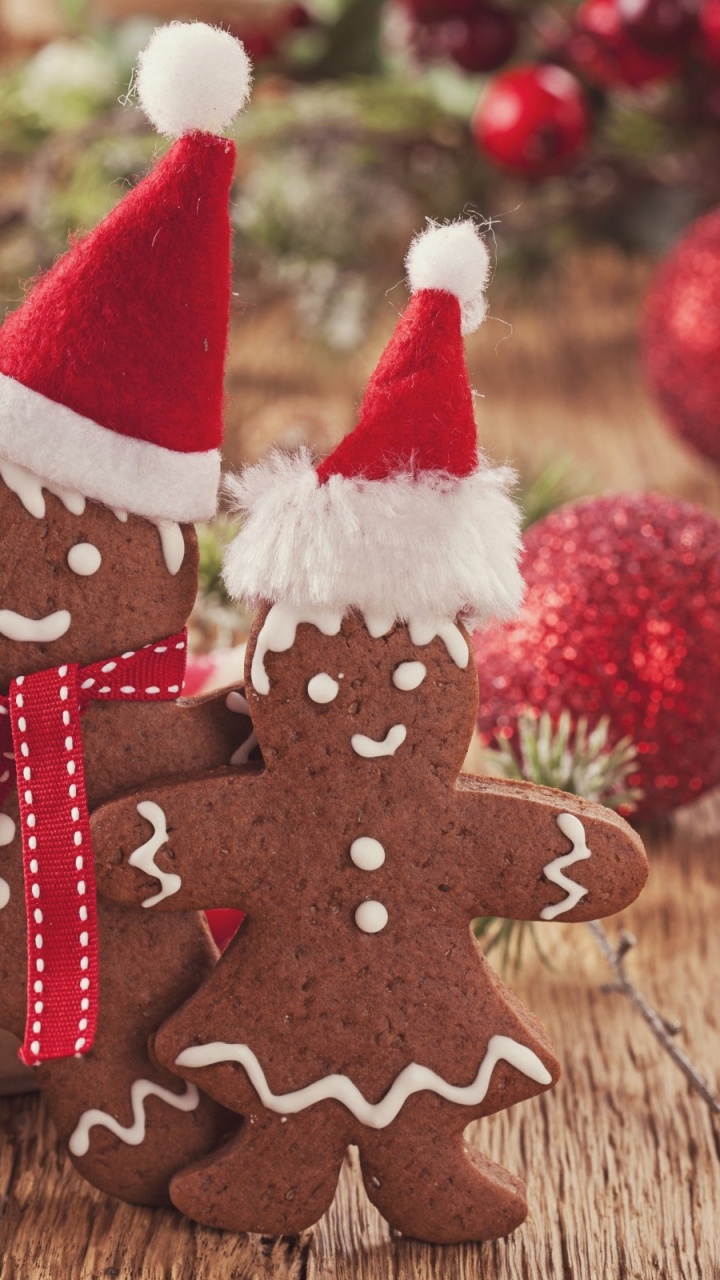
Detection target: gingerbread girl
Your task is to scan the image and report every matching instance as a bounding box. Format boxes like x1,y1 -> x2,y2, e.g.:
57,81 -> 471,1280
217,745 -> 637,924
90,221 -> 649,1240
0,24 -> 259,1205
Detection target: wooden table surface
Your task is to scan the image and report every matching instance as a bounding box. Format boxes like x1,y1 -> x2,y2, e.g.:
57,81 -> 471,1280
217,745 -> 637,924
2,255 -> 720,1278
1,818 -> 718,1280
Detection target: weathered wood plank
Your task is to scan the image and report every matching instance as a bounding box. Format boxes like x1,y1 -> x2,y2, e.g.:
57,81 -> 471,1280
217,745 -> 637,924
1,832 -> 718,1279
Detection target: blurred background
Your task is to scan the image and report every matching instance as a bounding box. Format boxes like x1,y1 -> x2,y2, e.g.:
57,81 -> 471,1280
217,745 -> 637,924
1,0 -> 720,829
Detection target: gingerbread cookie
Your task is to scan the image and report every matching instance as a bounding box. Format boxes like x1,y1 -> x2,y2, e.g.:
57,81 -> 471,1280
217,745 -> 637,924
0,23 -> 259,1204
89,221 -> 649,1239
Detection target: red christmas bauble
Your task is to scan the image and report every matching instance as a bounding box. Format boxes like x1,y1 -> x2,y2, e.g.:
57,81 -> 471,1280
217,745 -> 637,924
400,0 -> 480,21
697,0 -> 720,68
617,0 -> 697,52
569,0 -> 680,87
473,64 -> 590,177
442,7 -> 518,72
474,494 -> 720,819
643,207 -> 720,467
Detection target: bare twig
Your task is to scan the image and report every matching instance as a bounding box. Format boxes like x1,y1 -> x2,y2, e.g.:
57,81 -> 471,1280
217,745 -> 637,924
586,920 -> 720,1116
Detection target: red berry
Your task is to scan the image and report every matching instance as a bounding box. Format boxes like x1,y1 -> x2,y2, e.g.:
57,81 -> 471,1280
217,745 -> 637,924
698,0 -> 720,69
442,7 -> 518,72
569,0 -> 680,87
400,0 -> 481,22
473,64 -> 591,177
285,3 -> 314,30
617,0 -> 697,52
237,28 -> 278,62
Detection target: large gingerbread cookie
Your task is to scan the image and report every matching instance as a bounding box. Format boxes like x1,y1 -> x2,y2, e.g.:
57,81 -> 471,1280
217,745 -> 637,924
89,220 -> 649,1241
0,23 -> 258,1203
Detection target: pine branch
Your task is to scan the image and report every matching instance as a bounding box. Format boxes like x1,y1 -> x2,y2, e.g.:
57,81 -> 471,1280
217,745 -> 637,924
586,921 -> 720,1116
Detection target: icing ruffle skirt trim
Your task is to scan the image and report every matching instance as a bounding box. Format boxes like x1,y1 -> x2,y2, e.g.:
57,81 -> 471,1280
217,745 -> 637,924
223,449 -> 524,629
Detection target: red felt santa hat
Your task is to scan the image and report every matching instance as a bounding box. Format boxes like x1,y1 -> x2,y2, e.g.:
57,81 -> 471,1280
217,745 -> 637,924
0,22 -> 253,524
224,221 -> 524,629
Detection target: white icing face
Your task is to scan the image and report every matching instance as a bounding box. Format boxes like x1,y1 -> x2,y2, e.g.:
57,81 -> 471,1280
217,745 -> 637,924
0,460 -> 85,520
393,661 -> 427,691
307,673 -> 339,704
67,543 -> 102,577
154,520 -> 185,576
350,837 -> 385,871
408,620 -> 469,669
354,900 -> 388,933
252,603 -> 343,696
252,604 -> 469,700
0,609 -> 71,643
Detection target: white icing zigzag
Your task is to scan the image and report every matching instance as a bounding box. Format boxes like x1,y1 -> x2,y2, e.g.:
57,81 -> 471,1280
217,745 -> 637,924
129,801 -> 182,908
175,1034 -> 552,1130
540,812 -> 592,921
68,1079 -> 200,1157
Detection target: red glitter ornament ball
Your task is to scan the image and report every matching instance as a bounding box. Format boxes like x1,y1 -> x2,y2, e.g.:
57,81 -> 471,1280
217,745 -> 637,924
643,207 -> 720,467
474,494 -> 720,819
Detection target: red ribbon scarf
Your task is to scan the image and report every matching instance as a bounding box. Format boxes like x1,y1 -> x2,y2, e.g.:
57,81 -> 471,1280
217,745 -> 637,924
0,630 -> 187,1065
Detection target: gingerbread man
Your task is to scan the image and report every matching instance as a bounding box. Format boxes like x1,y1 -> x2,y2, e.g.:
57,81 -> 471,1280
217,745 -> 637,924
0,24 -> 258,1204
90,221 -> 649,1240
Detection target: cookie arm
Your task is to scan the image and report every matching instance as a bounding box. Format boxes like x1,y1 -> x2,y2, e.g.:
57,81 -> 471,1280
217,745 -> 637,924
453,776 -> 648,922
90,766 -> 267,911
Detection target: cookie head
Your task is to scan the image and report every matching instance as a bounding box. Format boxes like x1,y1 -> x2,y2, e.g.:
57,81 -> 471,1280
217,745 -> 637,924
245,602 -> 478,777
0,465 -> 198,688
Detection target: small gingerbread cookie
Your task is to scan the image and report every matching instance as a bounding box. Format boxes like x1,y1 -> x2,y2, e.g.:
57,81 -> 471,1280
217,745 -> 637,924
90,221 -> 649,1239
0,23 -> 259,1205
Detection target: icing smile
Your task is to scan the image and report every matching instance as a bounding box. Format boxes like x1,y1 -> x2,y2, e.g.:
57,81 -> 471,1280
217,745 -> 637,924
351,725 -> 407,759
0,608 -> 71,643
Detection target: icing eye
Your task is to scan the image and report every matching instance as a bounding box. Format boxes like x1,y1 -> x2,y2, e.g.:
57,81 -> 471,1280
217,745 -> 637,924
393,661 -> 427,691
67,543 -> 102,576
307,674 -> 339,704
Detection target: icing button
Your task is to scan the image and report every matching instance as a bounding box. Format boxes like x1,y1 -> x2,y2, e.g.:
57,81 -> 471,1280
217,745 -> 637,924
355,900 -> 388,934
350,837 -> 386,871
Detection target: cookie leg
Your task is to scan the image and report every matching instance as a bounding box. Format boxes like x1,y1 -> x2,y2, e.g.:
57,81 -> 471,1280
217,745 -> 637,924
358,1099 -> 528,1244
170,1105 -> 348,1235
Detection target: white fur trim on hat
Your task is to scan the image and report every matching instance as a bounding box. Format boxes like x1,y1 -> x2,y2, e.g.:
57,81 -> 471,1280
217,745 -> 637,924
0,374 -> 219,523
223,448 -> 524,629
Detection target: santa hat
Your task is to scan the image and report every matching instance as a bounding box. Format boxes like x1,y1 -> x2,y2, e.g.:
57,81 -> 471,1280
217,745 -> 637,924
223,220 -> 524,629
0,22 -> 253,524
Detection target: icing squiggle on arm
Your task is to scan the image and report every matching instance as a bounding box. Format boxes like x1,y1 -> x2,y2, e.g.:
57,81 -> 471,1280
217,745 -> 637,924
128,801 -> 181,908
68,1079 -> 200,1156
540,812 -> 592,921
175,1035 -> 552,1130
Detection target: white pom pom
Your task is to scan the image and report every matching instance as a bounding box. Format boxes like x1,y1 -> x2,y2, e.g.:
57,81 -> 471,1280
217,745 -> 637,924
405,220 -> 492,334
136,22 -> 252,138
